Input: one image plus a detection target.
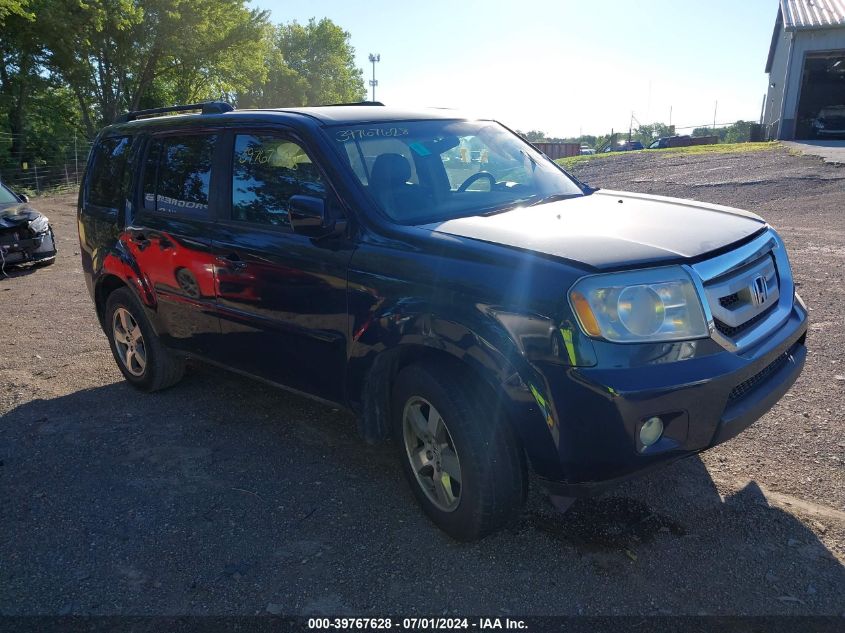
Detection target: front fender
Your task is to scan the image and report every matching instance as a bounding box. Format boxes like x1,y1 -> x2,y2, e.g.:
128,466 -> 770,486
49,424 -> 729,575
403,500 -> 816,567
346,299 -> 568,480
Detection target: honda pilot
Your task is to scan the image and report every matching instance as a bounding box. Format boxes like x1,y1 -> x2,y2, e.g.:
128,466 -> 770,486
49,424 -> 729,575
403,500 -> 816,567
78,102 -> 808,540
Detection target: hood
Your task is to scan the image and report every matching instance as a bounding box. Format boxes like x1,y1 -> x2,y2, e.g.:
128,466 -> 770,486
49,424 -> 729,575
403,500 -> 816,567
422,189 -> 766,269
0,203 -> 43,230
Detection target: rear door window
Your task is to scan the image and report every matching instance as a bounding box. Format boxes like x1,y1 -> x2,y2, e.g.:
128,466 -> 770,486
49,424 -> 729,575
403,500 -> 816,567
87,136 -> 132,210
142,134 -> 217,218
231,134 -> 327,227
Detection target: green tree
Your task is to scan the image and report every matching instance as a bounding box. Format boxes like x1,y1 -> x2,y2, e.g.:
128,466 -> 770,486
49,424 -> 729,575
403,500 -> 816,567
0,0 -> 33,26
236,25 -> 309,108
632,122 -> 675,146
0,1 -> 51,164
691,121 -> 752,142
38,0 -> 269,135
0,1 -> 368,182
250,17 -> 365,107
723,120 -> 753,143
560,134 -> 599,148
517,130 -> 548,142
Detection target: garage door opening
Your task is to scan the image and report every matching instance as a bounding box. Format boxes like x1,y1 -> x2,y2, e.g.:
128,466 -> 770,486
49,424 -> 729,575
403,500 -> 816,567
796,51 -> 845,139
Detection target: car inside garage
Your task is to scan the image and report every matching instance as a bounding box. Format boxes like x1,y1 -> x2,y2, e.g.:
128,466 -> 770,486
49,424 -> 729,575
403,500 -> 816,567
796,51 -> 845,138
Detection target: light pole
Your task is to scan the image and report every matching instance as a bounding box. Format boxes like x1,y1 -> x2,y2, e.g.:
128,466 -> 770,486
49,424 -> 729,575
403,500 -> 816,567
368,53 -> 380,102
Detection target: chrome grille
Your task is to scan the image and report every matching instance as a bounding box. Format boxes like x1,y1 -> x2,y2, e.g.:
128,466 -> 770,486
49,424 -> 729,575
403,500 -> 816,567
719,292 -> 741,308
691,230 -> 794,353
704,254 -> 779,329
714,303 -> 776,338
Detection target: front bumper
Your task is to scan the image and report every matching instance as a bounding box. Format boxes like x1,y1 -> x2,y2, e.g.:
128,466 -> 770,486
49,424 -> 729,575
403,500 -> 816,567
534,300 -> 808,496
0,229 -> 56,264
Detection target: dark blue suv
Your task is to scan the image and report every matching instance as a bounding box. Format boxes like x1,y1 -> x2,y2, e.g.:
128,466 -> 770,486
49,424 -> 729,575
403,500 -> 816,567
78,102 -> 808,540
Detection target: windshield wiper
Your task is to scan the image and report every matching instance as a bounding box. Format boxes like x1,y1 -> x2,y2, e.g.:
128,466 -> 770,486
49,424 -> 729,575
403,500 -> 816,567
477,192 -> 582,217
527,193 -> 582,207
479,202 -> 527,216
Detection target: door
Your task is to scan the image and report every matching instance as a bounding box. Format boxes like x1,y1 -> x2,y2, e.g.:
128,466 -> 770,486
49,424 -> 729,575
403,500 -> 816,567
125,133 -> 222,356
211,131 -> 354,403
78,135 -> 134,281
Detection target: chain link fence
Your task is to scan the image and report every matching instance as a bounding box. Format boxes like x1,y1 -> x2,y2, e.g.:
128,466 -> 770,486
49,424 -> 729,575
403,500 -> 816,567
0,131 -> 93,196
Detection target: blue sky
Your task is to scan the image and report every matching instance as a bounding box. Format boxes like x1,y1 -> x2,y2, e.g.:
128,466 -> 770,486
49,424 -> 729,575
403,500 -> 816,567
253,0 -> 779,137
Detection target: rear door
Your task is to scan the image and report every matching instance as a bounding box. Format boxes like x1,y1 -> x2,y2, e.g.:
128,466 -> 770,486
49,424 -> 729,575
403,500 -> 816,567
210,130 -> 354,403
78,135 -> 135,278
125,132 -> 223,356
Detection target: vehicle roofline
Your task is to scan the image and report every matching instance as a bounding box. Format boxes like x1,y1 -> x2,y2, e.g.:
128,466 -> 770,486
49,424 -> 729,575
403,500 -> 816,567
94,108 -> 490,136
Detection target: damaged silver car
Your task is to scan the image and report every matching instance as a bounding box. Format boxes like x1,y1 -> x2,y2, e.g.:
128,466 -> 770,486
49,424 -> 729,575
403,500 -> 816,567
0,182 -> 56,272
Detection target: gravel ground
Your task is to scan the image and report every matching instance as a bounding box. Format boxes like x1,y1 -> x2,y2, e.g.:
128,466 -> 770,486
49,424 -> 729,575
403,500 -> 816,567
1,145 -> 843,616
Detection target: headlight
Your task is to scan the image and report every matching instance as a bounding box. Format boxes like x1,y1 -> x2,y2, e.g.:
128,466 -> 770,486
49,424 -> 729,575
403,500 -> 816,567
28,215 -> 49,234
569,266 -> 708,343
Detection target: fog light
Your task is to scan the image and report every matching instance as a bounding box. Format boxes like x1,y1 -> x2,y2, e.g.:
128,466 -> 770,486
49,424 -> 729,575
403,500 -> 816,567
639,416 -> 664,448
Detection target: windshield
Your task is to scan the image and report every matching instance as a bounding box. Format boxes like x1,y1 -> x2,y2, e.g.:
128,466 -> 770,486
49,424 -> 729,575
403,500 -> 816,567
0,184 -> 19,204
329,120 -> 583,224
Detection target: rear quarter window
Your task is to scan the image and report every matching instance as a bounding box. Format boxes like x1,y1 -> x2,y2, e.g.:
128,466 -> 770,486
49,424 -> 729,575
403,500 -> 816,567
87,136 -> 132,210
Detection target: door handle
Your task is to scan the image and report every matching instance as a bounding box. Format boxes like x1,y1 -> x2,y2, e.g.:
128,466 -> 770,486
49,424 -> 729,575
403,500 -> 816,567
217,252 -> 247,271
129,232 -> 150,250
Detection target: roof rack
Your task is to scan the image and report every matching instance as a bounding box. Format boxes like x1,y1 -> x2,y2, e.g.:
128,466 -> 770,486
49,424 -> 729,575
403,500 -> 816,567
321,101 -> 385,107
115,101 -> 234,123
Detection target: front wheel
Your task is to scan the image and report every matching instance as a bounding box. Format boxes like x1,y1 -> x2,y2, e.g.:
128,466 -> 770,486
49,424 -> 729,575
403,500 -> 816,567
392,362 -> 526,541
105,287 -> 185,391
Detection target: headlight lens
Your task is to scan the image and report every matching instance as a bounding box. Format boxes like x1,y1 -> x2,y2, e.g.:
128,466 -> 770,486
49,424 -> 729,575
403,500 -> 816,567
28,215 -> 49,234
569,266 -> 708,343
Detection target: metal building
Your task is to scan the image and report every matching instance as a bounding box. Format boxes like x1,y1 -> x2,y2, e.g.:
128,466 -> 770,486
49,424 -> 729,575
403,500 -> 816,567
764,0 -> 845,139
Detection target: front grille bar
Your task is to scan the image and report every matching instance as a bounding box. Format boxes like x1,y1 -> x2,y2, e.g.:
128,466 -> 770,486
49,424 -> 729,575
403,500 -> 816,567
728,350 -> 791,402
688,229 -> 795,353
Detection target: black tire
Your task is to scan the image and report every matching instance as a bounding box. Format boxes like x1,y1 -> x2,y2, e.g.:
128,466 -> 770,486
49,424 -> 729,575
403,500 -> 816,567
392,362 -> 526,541
105,287 -> 185,391
32,256 -> 55,267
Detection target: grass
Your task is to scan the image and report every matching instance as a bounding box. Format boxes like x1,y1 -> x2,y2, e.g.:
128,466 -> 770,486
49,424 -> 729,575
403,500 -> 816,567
556,141 -> 781,170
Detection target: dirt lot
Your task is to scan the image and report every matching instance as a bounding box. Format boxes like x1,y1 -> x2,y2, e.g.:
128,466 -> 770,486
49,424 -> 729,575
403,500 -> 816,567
1,146 -> 843,616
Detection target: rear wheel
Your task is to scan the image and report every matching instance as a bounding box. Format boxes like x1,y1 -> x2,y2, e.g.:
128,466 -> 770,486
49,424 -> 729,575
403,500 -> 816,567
105,287 -> 185,391
392,362 -> 526,541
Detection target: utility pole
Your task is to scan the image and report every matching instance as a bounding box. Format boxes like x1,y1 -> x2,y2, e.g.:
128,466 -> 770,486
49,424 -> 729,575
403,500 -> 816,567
713,100 -> 718,135
368,53 -> 381,102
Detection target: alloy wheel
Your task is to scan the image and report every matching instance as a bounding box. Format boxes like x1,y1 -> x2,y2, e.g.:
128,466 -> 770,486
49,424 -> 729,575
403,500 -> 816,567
402,396 -> 463,512
112,307 -> 147,377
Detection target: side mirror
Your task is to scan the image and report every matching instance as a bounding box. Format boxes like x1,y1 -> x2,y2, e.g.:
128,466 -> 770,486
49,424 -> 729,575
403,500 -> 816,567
18,193 -> 29,203
288,195 -> 337,235
290,194 -> 349,239
289,195 -> 326,234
